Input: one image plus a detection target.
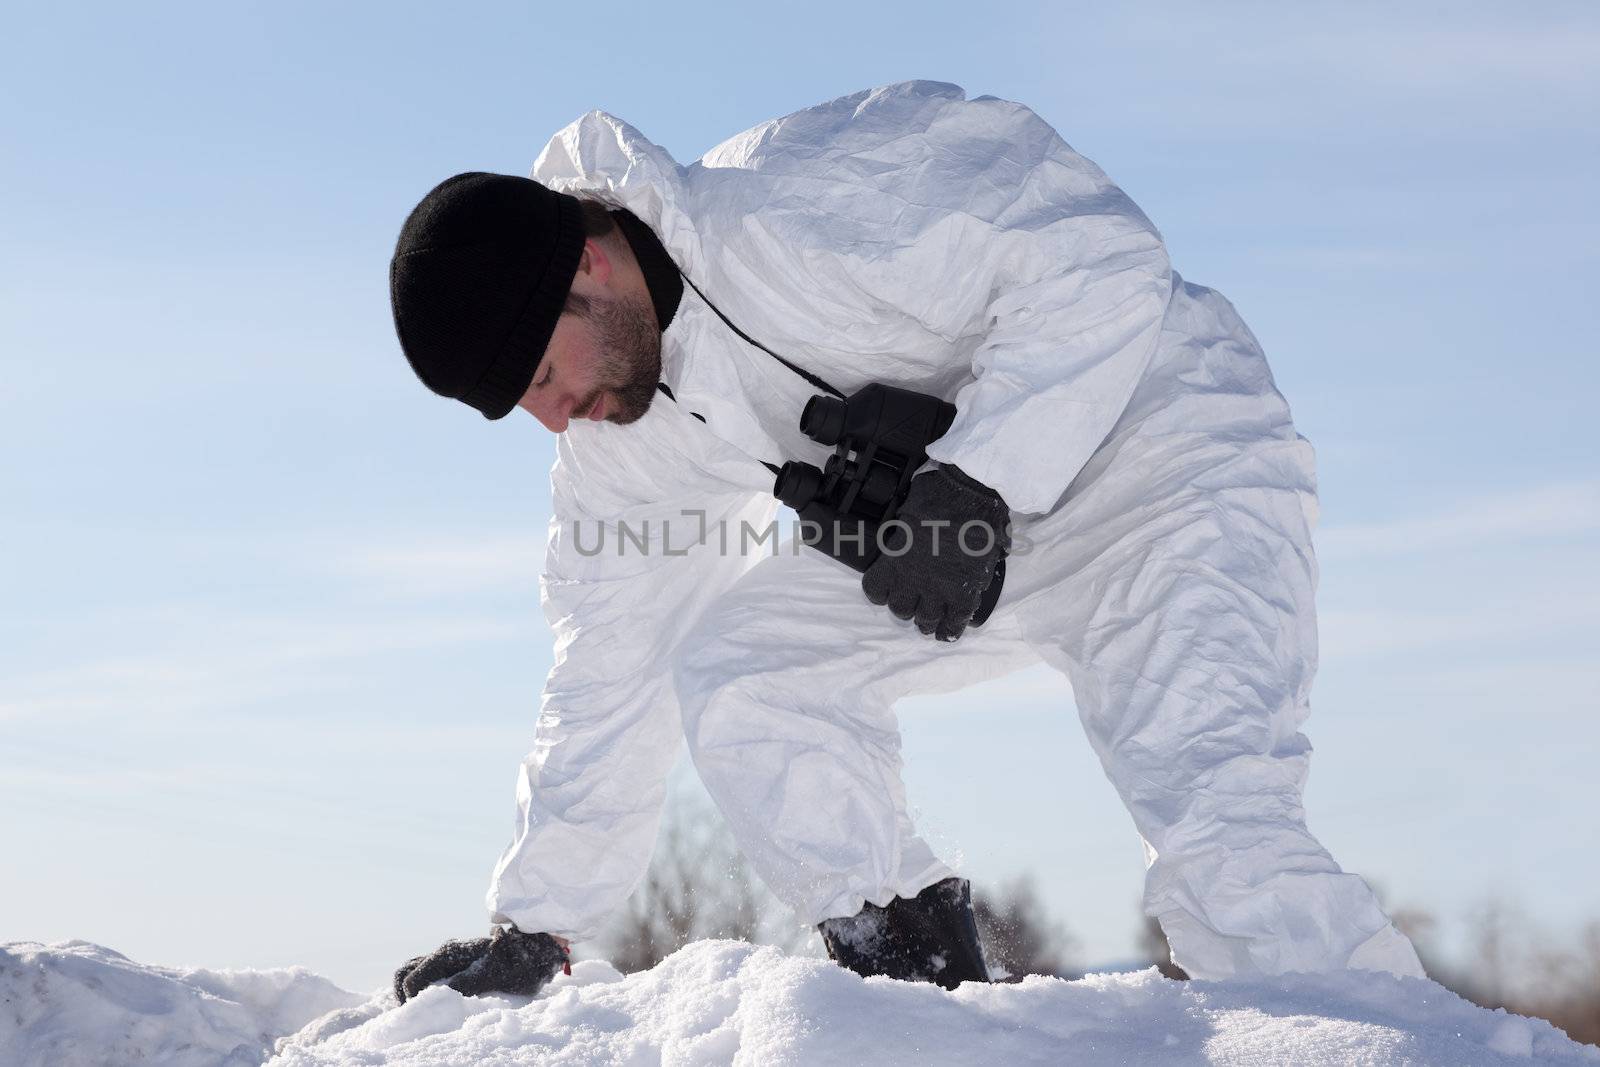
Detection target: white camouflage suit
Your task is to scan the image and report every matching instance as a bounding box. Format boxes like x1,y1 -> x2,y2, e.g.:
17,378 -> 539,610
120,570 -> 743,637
486,81 -> 1425,982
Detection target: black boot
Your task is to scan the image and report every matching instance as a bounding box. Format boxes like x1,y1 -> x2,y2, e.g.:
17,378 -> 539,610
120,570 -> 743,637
817,877 -> 990,990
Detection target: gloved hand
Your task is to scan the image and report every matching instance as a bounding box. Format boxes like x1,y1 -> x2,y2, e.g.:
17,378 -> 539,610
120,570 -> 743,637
862,465 -> 1011,642
393,926 -> 569,1003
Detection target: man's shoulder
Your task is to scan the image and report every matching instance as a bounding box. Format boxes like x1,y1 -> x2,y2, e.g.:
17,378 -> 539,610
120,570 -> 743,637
532,81 -> 1064,186
696,80 -> 1057,172
529,81 -> 1075,226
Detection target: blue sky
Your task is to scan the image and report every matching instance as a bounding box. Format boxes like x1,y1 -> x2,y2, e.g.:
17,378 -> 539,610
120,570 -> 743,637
3,2 -> 1597,992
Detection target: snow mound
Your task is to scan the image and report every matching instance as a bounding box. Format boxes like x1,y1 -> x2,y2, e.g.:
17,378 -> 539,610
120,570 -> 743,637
5,939 -> 1597,1066
0,940 -> 367,1067
275,941 -> 1594,1067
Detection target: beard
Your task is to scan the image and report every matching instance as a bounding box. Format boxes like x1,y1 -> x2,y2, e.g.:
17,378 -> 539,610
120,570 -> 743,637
574,290 -> 662,425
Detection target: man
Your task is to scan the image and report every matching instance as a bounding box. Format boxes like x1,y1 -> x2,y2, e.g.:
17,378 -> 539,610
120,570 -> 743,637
387,81 -> 1425,1002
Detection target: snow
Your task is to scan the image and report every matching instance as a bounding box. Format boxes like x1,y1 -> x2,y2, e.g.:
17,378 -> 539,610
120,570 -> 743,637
4,939 -> 1596,1066
0,940 -> 365,1067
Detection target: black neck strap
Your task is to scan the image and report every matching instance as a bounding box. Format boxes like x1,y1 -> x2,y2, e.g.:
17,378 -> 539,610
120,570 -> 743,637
633,231 -> 851,476
674,268 -> 846,400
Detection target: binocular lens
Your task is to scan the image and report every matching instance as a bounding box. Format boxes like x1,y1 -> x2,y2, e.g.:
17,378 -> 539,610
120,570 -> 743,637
800,395 -> 847,445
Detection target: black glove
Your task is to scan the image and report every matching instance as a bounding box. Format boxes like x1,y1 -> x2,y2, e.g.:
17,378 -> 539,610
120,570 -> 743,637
393,926 -> 569,1003
861,465 -> 1010,642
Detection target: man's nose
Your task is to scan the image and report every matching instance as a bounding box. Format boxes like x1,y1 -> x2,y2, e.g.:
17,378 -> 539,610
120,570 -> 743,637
527,391 -> 575,433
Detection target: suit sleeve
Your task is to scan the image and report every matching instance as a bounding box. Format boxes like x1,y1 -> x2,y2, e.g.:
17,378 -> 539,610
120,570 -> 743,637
909,101 -> 1174,515
741,88 -> 1173,516
487,420 -> 774,942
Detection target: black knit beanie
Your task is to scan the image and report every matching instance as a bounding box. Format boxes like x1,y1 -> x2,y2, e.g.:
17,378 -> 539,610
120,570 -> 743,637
389,172 -> 587,420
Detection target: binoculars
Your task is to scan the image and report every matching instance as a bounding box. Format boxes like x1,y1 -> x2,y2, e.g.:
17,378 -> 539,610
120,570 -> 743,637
773,383 -> 1005,627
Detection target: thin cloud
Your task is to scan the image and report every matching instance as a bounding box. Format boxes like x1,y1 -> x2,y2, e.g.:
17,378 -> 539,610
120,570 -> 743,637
0,612 -> 530,725
1320,592 -> 1600,661
1115,8 -> 1600,96
341,536 -> 544,594
1077,8 -> 1600,140
1318,481 -> 1600,560
1244,244 -> 1444,272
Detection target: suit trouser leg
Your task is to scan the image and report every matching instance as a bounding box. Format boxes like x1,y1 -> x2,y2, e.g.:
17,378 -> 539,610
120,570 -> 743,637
673,542 -> 1038,927
1004,278 -> 1423,980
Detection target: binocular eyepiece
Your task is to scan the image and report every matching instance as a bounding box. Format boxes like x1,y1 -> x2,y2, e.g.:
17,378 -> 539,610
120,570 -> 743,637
773,459 -> 826,512
776,384 -> 956,515
799,394 -> 848,446
797,384 -> 956,458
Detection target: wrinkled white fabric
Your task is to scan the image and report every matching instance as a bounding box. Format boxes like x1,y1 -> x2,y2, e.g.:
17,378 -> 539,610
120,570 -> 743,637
486,81 -> 1423,982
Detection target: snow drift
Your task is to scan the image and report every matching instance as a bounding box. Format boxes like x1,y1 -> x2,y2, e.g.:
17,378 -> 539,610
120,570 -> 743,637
3,939 -> 1596,1066
0,940 -> 364,1066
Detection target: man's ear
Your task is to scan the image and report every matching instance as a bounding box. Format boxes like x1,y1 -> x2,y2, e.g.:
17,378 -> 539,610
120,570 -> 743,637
574,237 -> 613,288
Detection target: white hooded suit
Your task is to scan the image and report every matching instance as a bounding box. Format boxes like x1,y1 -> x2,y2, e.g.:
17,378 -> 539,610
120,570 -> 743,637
485,81 -> 1424,982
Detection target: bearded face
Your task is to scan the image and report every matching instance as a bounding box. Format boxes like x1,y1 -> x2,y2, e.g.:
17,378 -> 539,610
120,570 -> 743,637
566,289 -> 661,425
